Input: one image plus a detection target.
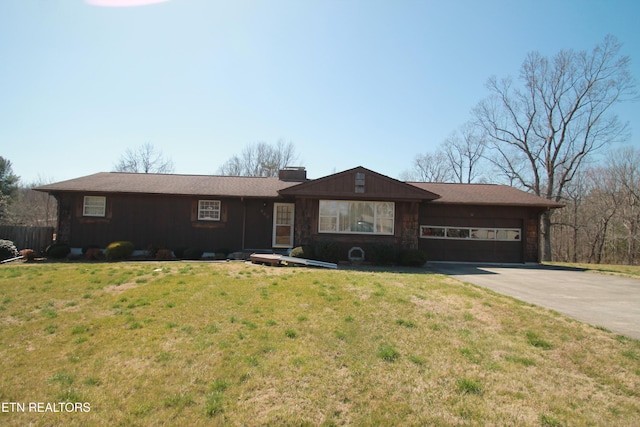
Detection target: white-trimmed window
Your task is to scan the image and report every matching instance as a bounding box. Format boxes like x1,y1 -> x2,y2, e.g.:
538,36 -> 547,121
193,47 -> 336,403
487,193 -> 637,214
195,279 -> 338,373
420,225 -> 520,241
319,200 -> 394,235
83,196 -> 106,217
198,200 -> 221,221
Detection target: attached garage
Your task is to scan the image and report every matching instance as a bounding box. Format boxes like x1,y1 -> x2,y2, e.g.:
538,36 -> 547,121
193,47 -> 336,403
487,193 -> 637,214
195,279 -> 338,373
411,183 -> 561,263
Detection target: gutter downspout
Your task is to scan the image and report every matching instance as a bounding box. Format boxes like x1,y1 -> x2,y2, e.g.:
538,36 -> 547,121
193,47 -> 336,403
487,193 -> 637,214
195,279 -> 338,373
241,197 -> 246,250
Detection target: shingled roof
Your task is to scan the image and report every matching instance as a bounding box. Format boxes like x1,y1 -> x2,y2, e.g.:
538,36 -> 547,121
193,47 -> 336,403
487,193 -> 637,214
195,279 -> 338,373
35,171 -> 563,208
35,172 -> 298,198
409,182 -> 563,208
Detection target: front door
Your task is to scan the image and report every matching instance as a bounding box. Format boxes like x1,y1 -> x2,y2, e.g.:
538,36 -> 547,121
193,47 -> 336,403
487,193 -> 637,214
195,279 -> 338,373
273,203 -> 295,248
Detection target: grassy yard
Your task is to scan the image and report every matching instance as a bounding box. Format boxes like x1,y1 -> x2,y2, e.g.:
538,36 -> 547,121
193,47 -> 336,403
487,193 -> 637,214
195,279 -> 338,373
547,262 -> 640,279
0,261 -> 639,426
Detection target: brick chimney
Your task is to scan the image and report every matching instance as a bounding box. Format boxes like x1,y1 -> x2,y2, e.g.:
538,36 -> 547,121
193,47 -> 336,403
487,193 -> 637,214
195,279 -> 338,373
278,166 -> 307,182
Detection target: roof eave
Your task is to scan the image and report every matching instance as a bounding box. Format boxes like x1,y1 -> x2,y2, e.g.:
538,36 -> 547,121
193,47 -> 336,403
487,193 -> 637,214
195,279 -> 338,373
35,188 -> 284,199
429,200 -> 565,209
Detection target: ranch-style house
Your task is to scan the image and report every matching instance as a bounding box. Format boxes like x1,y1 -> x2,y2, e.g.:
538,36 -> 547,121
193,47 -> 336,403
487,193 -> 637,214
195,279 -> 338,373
35,166 -> 563,263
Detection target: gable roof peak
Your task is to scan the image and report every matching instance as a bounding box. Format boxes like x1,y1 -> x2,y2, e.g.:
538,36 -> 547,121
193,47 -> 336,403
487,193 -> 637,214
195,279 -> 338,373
279,165 -> 440,201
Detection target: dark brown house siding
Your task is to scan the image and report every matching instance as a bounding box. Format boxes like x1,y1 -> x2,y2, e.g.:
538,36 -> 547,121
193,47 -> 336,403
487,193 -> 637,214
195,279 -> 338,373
418,204 -> 542,263
54,192 -> 281,253
242,199 -> 281,250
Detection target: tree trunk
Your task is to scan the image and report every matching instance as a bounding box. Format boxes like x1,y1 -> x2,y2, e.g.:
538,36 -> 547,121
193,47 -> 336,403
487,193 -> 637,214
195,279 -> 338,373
628,220 -> 637,265
572,201 -> 579,263
540,211 -> 553,262
595,218 -> 610,264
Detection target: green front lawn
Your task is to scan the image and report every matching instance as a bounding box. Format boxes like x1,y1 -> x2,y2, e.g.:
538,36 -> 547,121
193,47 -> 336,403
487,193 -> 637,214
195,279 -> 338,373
1,262 -> 638,426
547,262 -> 640,278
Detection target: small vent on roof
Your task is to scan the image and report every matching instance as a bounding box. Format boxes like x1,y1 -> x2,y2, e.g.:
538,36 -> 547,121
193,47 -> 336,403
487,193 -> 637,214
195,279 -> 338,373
355,172 -> 365,193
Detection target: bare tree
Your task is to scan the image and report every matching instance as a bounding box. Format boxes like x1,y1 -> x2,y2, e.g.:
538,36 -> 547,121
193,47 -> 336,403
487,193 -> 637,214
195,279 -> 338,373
552,169 -> 589,262
609,146 -> 640,264
4,177 -> 57,227
113,142 -> 175,174
442,123 -> 487,183
400,150 -> 455,182
583,167 -> 619,263
403,121 -> 487,183
474,35 -> 637,261
551,146 -> 640,265
217,140 -> 301,177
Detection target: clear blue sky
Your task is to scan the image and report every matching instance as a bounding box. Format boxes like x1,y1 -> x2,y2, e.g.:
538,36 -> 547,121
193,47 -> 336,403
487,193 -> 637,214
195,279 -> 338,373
1,0 -> 638,184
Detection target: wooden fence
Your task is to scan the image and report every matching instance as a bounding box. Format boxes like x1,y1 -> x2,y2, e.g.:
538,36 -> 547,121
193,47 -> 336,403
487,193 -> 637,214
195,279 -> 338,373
0,226 -> 55,251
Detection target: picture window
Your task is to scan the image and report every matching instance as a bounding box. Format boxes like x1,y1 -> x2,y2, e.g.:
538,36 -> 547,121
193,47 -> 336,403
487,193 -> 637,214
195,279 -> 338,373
319,200 -> 394,235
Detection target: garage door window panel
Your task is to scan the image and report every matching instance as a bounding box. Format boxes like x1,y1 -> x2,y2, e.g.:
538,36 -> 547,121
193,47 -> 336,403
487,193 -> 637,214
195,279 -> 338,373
496,229 -> 520,241
421,227 -> 445,238
471,229 -> 495,239
421,225 -> 521,241
447,228 -> 470,239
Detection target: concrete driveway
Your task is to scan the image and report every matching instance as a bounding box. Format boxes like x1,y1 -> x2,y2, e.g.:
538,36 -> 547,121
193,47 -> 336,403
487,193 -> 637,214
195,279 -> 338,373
426,262 -> 640,340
